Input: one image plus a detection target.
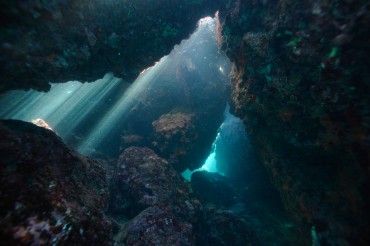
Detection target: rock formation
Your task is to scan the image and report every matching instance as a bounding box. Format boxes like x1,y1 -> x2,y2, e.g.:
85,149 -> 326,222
0,120 -> 112,244
219,1 -> 370,244
109,146 -> 257,245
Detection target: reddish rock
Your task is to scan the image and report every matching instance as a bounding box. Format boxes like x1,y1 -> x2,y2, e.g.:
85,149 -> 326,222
152,112 -> 194,140
152,112 -> 199,170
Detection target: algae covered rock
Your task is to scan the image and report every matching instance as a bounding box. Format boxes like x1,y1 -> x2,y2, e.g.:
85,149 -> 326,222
219,0 -> 370,244
109,146 -> 202,244
152,112 -> 199,171
125,205 -> 195,246
0,120 -> 112,245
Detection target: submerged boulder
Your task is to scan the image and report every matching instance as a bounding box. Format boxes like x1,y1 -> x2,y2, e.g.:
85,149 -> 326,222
199,204 -> 258,246
0,120 -> 112,245
109,146 -> 202,244
110,147 -> 201,218
125,205 -> 195,246
151,112 -> 201,171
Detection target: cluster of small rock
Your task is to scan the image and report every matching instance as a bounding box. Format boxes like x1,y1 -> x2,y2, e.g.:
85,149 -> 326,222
109,146 -> 257,245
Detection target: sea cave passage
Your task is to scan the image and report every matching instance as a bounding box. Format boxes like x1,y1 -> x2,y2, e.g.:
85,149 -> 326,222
1,1 -> 369,245
0,16 -> 298,245
0,16 -> 231,161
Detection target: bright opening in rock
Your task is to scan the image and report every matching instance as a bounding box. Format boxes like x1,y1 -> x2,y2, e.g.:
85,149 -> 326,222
0,16 -> 231,165
181,104 -> 249,182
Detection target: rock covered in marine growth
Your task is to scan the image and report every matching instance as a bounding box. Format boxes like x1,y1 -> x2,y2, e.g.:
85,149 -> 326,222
0,120 -> 112,245
109,147 -> 202,244
219,0 -> 370,244
109,147 -> 258,245
199,204 -> 258,246
113,147 -> 201,217
125,205 -> 195,246
151,112 -> 198,169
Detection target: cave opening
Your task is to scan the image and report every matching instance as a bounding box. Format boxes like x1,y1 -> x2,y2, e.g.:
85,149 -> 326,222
0,14 -> 298,246
0,11 -> 301,243
1,1 -> 368,245
0,15 -> 231,164
181,104 -> 250,182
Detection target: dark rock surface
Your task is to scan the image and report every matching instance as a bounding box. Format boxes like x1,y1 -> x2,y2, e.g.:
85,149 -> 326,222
0,120 -> 112,245
198,204 -> 257,246
219,0 -> 370,245
110,147 -> 201,219
109,147 -> 259,245
191,171 -> 238,207
108,147 -> 202,244
0,0 -> 225,94
125,205 -> 195,246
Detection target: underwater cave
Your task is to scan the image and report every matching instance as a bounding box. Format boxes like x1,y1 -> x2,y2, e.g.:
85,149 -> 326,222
0,1 -> 369,246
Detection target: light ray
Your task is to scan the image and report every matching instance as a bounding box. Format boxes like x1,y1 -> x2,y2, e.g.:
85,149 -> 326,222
0,73 -> 126,142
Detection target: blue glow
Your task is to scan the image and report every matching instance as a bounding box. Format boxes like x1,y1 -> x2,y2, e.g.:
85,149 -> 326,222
181,137 -> 223,181
181,104 -> 246,182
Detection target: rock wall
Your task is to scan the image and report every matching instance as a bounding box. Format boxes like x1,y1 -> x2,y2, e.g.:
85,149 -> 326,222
219,0 -> 370,244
